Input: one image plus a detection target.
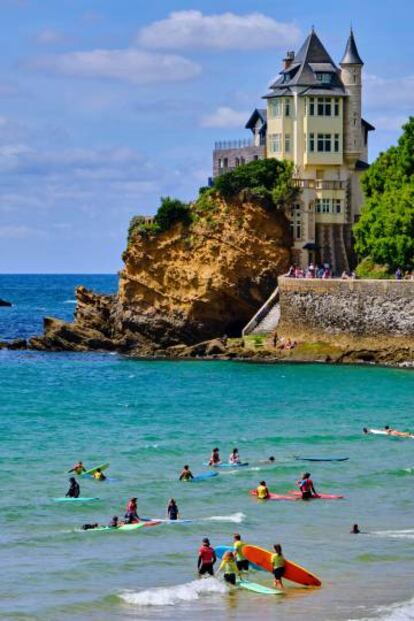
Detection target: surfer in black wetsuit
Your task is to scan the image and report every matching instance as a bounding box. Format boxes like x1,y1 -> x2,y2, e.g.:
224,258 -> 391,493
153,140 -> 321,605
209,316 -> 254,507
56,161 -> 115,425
66,477 -> 80,498
167,498 -> 179,520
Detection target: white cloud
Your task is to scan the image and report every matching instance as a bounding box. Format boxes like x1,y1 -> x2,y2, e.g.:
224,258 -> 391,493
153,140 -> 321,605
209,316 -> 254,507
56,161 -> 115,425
137,10 -> 300,50
200,106 -> 249,128
0,225 -> 45,239
365,73 -> 414,110
28,48 -> 201,84
34,28 -> 69,46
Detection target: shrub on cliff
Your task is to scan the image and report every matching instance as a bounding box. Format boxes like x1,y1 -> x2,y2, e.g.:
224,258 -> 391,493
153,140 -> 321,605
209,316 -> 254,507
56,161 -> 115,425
213,158 -> 297,208
154,197 -> 192,232
354,117 -> 414,271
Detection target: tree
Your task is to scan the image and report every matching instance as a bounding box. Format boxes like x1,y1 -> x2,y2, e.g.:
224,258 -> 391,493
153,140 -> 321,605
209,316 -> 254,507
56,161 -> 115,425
354,116 -> 414,271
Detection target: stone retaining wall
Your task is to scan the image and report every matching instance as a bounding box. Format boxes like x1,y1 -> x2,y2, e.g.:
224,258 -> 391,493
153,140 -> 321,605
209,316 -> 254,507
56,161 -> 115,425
278,277 -> 414,337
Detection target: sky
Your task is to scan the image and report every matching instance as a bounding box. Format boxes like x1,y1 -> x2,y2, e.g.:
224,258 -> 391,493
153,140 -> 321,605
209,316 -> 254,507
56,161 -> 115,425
0,0 -> 413,273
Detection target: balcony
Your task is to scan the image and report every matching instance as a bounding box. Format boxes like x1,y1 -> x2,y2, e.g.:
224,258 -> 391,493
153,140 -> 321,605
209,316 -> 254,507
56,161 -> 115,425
214,138 -> 254,150
293,179 -> 346,190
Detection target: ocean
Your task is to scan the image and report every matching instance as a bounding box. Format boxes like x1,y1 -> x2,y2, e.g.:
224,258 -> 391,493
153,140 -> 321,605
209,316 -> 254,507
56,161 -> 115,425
0,274 -> 413,621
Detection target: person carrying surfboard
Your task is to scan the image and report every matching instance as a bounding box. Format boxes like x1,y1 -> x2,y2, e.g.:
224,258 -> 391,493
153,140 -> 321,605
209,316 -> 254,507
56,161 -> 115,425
297,472 -> 318,500
271,544 -> 286,590
256,481 -> 270,499
198,538 -> 217,577
216,551 -> 240,585
68,461 -> 86,475
208,448 -> 221,466
229,448 -> 241,465
179,465 -> 194,481
66,477 -> 80,498
233,533 -> 249,571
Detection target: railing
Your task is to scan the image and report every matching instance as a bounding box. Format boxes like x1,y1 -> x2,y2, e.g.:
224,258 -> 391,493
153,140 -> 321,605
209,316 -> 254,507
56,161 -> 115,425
293,179 -> 345,190
242,286 -> 279,337
214,139 -> 254,150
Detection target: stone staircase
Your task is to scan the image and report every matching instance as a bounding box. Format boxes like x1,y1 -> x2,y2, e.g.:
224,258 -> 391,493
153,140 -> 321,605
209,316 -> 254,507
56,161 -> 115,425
242,287 -> 280,336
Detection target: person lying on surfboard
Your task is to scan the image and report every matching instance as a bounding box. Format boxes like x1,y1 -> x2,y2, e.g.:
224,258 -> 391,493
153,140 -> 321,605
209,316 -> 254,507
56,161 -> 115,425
216,551 -> 241,585
125,497 -> 140,523
271,544 -> 286,590
68,461 -> 86,475
179,465 -> 194,481
66,477 -> 80,498
208,448 -> 221,466
92,468 -> 106,481
297,472 -> 318,500
229,448 -> 241,465
233,533 -> 249,571
109,516 -> 120,528
256,481 -> 270,499
384,425 -> 414,437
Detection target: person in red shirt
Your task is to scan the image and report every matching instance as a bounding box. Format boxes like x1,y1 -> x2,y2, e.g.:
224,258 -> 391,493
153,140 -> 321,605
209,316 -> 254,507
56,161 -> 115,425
125,497 -> 139,523
198,538 -> 216,576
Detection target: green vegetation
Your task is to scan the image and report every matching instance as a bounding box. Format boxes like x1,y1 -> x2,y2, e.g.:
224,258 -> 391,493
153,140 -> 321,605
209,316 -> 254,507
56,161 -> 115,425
354,117 -> 414,272
213,158 -> 297,208
355,257 -> 391,280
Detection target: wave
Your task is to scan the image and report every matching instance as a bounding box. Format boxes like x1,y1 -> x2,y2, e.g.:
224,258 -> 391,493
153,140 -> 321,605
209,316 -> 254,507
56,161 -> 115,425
349,595 -> 414,620
120,577 -> 226,607
370,529 -> 414,540
63,299 -> 76,303
204,512 -> 245,523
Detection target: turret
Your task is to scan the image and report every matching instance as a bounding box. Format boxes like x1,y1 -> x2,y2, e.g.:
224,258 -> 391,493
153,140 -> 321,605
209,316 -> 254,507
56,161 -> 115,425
340,29 -> 363,163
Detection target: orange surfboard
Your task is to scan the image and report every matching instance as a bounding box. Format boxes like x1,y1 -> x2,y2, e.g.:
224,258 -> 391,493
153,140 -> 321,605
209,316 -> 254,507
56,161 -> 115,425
242,544 -> 321,587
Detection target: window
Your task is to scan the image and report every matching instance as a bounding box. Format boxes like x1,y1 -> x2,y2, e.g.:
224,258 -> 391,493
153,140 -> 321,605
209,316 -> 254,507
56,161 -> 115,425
269,133 -> 281,152
309,133 -> 315,152
317,97 -> 331,116
218,158 -> 222,169
334,98 -> 339,116
309,97 -> 315,116
285,98 -> 291,117
316,73 -> 331,84
334,134 -> 340,152
290,204 -> 302,240
335,199 -> 342,213
269,99 -> 281,117
315,199 -> 342,214
317,133 -> 331,152
284,134 -> 291,152
223,158 -> 228,168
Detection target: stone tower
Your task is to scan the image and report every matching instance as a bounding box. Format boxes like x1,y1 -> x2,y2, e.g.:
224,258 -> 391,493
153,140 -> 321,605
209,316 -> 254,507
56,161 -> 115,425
340,29 -> 364,164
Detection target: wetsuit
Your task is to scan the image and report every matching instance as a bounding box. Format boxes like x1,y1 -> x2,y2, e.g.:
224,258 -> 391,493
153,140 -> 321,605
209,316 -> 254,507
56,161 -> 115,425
167,503 -> 178,520
66,481 -> 80,498
198,545 -> 216,576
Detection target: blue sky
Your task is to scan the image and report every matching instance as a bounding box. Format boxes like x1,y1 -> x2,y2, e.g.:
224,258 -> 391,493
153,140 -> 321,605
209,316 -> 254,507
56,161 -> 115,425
0,0 -> 413,272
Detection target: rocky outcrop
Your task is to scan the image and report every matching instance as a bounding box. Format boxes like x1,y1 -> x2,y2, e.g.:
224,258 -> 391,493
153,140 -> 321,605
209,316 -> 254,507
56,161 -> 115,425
31,195 -> 292,352
0,298 -> 12,307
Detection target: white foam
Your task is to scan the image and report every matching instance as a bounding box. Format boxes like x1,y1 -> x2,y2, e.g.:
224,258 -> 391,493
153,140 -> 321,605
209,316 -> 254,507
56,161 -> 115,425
63,299 -> 76,304
370,530 -> 414,540
350,595 -> 414,620
204,512 -> 245,523
121,577 -> 226,607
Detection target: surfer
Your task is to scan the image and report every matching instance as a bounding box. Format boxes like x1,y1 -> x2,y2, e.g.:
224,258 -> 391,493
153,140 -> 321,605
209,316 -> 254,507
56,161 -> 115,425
229,448 -> 241,465
271,544 -> 286,590
208,448 -> 221,466
66,477 -> 80,498
93,468 -> 106,481
217,551 -> 240,585
69,461 -> 86,475
167,498 -> 179,520
256,481 -> 270,499
125,497 -> 139,523
81,522 -> 98,530
384,425 -> 413,437
259,456 -> 275,464
198,537 -> 216,576
179,465 -> 194,481
109,516 -> 119,528
350,523 -> 360,534
297,472 -> 318,500
233,533 -> 249,571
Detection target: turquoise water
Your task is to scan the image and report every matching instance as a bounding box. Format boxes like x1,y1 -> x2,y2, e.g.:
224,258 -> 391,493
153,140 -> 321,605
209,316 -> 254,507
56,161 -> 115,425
1,276 -> 414,620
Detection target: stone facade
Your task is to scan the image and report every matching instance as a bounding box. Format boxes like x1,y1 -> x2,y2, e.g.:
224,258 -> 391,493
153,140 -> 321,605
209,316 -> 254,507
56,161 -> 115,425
213,143 -> 265,178
278,277 -> 414,338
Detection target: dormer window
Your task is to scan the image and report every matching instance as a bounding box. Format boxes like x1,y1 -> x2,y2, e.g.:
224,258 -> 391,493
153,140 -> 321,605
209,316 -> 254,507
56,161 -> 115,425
316,73 -> 331,84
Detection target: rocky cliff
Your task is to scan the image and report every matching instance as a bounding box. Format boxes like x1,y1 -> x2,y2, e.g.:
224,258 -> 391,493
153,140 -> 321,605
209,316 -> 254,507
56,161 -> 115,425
30,194 -> 292,353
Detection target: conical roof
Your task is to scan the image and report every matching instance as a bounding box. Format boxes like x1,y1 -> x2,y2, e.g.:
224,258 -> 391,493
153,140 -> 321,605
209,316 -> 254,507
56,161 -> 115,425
340,30 -> 363,65
294,30 -> 336,65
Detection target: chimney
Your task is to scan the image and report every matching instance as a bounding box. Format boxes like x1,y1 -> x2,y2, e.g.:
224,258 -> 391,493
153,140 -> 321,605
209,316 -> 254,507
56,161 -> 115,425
283,51 -> 295,70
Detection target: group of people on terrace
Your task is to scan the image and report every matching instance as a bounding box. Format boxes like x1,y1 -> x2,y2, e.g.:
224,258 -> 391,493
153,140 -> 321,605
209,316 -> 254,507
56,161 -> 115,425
286,263 -> 332,279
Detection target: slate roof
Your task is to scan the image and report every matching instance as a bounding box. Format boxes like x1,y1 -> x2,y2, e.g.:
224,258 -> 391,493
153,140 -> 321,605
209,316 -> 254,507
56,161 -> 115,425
263,30 -> 346,98
245,108 -> 267,132
340,30 -> 364,65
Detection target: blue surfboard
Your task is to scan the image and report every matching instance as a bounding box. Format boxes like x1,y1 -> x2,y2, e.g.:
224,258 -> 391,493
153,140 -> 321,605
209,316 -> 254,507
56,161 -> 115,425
203,462 -> 249,468
191,472 -> 219,482
215,545 -> 263,572
295,457 -> 349,462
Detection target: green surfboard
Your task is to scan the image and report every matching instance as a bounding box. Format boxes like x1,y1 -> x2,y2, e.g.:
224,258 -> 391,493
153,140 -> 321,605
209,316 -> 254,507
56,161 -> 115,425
81,463 -> 109,476
238,580 -> 283,595
53,497 -> 100,503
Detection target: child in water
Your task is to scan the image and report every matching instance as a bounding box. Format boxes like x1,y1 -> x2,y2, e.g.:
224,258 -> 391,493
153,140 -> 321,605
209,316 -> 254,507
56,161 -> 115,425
271,544 -> 286,590
256,480 -> 270,499
217,551 -> 240,585
229,448 -> 241,464
179,465 -> 194,481
93,468 -> 106,481
208,448 -> 221,466
198,538 -> 216,576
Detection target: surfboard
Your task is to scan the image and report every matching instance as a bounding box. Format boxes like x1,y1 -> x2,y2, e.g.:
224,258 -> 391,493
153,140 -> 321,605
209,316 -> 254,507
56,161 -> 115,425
295,457 -> 349,462
288,490 -> 344,500
242,544 -> 322,587
81,463 -> 110,476
53,497 -> 100,503
250,489 -> 298,501
365,428 -> 414,438
203,462 -> 249,468
238,579 -> 283,595
215,545 -> 263,572
190,472 -> 219,482
91,520 -> 161,532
